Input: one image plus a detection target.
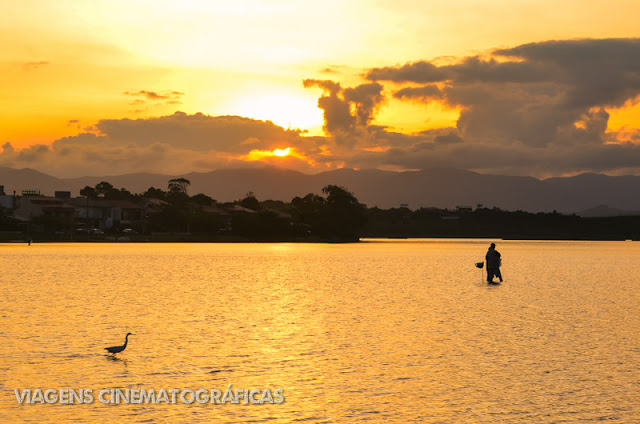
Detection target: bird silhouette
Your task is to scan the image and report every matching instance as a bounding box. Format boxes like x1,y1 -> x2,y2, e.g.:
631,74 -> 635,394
105,333 -> 133,354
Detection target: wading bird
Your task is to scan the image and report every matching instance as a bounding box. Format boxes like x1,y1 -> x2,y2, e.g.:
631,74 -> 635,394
105,333 -> 133,354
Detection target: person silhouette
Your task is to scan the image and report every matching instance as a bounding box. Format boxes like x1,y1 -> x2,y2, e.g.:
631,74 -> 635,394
485,242 -> 503,283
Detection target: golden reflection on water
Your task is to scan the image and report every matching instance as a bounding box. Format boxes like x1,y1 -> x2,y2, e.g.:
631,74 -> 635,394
1,240 -> 639,423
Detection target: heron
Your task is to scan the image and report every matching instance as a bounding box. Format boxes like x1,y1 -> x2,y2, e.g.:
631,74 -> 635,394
105,333 -> 133,354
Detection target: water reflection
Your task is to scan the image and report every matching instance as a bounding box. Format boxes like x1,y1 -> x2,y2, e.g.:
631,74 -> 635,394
1,241 -> 639,423
105,355 -> 127,365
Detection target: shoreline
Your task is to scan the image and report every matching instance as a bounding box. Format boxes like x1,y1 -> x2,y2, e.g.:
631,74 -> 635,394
2,236 -> 636,244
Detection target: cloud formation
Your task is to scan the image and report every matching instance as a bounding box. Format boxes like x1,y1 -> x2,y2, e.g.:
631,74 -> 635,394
369,38 -> 640,148
290,39 -> 640,176
0,112 -> 325,177
124,90 -> 185,105
302,79 -> 383,148
2,38 -> 640,178
352,38 -> 640,175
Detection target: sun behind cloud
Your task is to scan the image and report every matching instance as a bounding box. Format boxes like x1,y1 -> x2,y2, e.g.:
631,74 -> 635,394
246,147 -> 294,161
273,147 -> 290,156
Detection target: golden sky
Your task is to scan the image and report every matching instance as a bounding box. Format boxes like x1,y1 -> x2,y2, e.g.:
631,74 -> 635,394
2,1 -> 640,177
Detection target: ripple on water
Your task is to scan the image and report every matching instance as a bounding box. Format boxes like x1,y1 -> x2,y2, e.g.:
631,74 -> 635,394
1,241 -> 639,423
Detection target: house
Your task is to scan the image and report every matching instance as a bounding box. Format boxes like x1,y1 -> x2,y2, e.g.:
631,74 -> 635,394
200,204 -> 233,230
66,198 -> 143,230
13,195 -> 75,222
220,204 -> 257,214
143,198 -> 169,216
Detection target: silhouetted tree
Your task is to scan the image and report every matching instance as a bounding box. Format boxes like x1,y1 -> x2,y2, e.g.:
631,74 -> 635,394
102,188 -> 117,200
189,209 -> 224,234
320,185 -> 366,240
166,178 -> 191,206
95,181 -> 114,196
104,187 -> 135,201
239,192 -> 260,210
168,178 -> 191,195
232,209 -> 293,239
260,199 -> 288,211
292,193 -> 325,214
291,193 -> 325,230
79,186 -> 98,199
143,187 -> 166,200
322,185 -> 359,207
119,188 -> 134,200
191,193 -> 215,206
147,204 -> 188,232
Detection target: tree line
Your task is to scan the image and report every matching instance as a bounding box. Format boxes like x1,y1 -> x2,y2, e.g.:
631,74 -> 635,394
2,179 -> 367,241
2,177 -> 640,241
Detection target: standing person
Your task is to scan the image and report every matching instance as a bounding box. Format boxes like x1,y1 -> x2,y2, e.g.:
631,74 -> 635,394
485,243 -> 503,283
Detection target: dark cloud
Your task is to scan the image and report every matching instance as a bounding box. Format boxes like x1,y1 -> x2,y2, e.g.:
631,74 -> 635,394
303,79 -> 341,95
344,83 -> 384,127
337,136 -> 640,177
300,39 -> 640,176
303,79 -> 384,147
66,119 -> 82,129
370,127 -> 435,148
303,79 -> 355,138
434,132 -> 464,144
368,61 -> 447,83
494,39 -> 640,110
123,90 -> 185,105
394,85 -> 443,101
85,112 -> 306,153
0,112 -> 324,177
366,38 -> 640,151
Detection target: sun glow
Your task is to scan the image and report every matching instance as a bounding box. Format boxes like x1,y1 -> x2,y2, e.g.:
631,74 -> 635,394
246,147 -> 294,161
224,90 -> 324,135
273,147 -> 290,156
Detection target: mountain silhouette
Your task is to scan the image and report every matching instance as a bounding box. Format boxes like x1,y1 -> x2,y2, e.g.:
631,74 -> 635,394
2,166 -> 640,213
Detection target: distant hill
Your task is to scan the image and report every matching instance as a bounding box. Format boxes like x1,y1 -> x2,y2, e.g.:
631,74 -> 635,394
2,166 -> 640,213
576,205 -> 640,218
306,167 -> 581,212
544,173 -> 640,213
0,167 -> 69,195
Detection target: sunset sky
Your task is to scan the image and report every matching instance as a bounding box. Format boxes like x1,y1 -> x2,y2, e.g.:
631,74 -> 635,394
2,1 -> 640,177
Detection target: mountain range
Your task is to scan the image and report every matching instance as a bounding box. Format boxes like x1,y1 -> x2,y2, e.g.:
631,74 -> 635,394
1,166 -> 640,215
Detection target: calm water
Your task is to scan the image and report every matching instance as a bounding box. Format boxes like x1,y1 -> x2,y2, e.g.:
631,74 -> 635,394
1,240 -> 639,423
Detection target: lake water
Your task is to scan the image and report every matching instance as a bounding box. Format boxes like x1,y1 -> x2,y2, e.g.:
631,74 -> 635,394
1,240 -> 639,423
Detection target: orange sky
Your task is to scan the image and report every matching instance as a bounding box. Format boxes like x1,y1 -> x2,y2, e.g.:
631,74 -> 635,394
2,1 -> 640,177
